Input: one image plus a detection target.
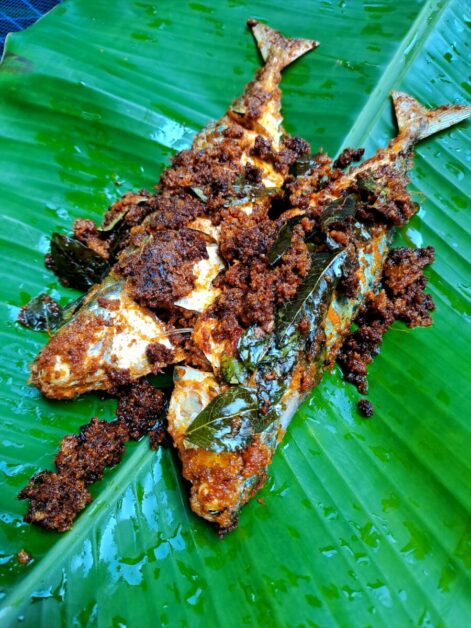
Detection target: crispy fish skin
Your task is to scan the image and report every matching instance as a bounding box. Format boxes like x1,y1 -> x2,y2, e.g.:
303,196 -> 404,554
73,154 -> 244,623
190,22 -> 319,371
30,21 -> 318,400
30,276 -> 185,399
165,22 -> 321,526
168,93 -> 471,531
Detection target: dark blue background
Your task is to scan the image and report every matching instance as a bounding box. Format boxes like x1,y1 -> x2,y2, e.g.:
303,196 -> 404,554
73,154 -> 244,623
0,0 -> 62,55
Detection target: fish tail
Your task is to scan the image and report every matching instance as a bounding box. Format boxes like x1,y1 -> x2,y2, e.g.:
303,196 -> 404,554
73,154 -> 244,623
391,91 -> 471,143
247,19 -> 318,71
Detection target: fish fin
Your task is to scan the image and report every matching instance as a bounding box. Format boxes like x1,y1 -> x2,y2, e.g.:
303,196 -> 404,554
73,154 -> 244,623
248,19 -> 318,70
391,91 -> 471,142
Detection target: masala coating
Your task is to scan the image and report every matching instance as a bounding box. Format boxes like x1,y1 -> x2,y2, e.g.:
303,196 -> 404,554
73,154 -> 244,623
19,380 -> 166,531
338,246 -> 435,394
116,379 -> 167,441
116,228 -> 209,312
18,471 -> 92,533
55,418 -> 129,483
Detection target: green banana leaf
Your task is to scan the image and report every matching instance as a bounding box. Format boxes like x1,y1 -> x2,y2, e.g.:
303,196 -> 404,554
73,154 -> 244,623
0,0 -> 470,625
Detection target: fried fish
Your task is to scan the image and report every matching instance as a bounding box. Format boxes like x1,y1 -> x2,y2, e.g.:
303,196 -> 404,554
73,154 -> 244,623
30,22 -> 318,399
167,92 -> 470,531
23,21 -> 470,536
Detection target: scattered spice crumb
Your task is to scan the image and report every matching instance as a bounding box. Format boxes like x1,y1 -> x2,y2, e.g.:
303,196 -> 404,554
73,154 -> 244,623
357,399 -> 374,418
333,147 -> 365,170
19,379 -> 167,531
17,549 -> 31,565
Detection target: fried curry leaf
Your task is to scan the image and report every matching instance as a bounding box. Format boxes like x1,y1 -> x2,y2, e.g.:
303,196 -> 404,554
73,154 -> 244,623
268,215 -> 304,266
220,356 -> 249,385
98,195 -> 151,263
320,194 -> 358,230
239,252 -> 346,430
18,294 -> 85,333
17,294 -> 62,332
289,155 -> 316,177
268,195 -> 358,267
49,233 -> 110,292
232,175 -> 281,199
189,187 -> 208,203
255,333 -> 300,416
276,249 -> 347,343
185,387 -> 259,452
97,208 -> 128,233
254,407 -> 282,434
234,185 -> 281,198
237,326 -> 273,371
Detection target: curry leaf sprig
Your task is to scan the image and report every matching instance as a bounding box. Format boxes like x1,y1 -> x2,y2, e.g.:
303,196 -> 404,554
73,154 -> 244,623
48,233 -> 110,292
18,293 -> 86,333
184,249 -> 347,452
184,387 -> 259,452
267,193 -> 359,267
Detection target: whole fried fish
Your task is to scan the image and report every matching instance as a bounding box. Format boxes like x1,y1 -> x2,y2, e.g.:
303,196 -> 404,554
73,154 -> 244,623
167,93 -> 471,531
30,22 -> 318,399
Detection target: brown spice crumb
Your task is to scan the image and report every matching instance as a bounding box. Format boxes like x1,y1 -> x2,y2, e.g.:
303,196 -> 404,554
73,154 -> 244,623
216,515 -> 240,538
249,135 -> 310,174
148,429 -> 166,450
116,379 -> 166,441
357,399 -> 374,418
354,165 -> 419,228
244,163 -> 262,183
73,218 -> 109,259
333,147 -> 365,170
55,418 -> 128,484
18,471 -> 92,532
96,297 -> 120,311
116,228 -> 208,311
19,380 -> 166,532
159,138 -> 245,214
144,191 -> 204,232
338,246 -> 435,394
146,342 -> 174,374
211,221 -> 311,339
17,549 -> 32,565
337,246 -> 360,298
183,338 -> 213,371
105,367 -> 132,393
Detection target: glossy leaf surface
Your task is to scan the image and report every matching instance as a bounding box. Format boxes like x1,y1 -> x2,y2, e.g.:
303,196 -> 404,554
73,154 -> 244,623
0,0 -> 470,625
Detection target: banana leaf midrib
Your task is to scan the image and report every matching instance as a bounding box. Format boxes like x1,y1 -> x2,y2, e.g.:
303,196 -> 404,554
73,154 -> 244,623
334,0 -> 447,153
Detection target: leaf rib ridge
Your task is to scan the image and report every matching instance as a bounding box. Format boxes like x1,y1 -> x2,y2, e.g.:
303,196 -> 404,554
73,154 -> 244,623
280,444 -> 408,626
293,425 -> 447,624
336,0 -> 448,152
0,442 -> 154,624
